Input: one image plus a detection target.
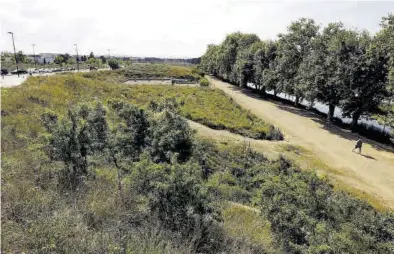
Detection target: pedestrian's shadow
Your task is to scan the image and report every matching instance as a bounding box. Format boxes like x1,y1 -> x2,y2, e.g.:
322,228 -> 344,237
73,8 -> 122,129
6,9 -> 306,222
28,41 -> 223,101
354,152 -> 377,160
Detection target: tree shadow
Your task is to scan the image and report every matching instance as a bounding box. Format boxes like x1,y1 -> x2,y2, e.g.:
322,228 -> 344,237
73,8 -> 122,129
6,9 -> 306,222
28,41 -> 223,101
276,104 -> 394,154
219,80 -> 394,154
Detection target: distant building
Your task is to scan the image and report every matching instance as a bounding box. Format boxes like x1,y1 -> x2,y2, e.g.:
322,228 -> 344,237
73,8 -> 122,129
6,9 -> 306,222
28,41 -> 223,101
26,55 -> 39,63
36,53 -> 58,64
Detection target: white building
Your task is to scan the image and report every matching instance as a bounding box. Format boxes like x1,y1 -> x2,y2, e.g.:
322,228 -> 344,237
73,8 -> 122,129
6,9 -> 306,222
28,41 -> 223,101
36,53 -> 57,64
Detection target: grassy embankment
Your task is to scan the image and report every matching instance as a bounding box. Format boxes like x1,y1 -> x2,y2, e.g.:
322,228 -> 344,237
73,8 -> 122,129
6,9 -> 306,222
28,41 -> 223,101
1,74 -> 279,252
79,63 -> 204,83
2,72 -> 393,253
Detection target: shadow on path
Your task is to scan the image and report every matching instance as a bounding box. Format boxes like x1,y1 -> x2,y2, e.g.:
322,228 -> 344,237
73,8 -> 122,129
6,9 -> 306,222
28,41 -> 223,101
359,154 -> 377,160
220,81 -> 394,154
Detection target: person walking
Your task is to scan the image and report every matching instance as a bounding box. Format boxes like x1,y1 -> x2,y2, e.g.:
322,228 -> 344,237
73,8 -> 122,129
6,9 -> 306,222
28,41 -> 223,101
352,138 -> 363,154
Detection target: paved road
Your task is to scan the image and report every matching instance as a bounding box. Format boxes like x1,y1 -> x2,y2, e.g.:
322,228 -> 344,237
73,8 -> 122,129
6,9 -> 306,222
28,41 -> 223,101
0,73 -> 60,87
209,77 -> 394,209
0,69 -> 109,88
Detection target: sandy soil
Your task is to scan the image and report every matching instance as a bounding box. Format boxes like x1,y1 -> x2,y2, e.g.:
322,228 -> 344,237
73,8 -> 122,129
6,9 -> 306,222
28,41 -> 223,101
208,77 -> 394,209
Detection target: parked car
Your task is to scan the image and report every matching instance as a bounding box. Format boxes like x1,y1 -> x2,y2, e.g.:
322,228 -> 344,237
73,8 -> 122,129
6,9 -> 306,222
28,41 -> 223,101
27,68 -> 38,74
11,69 -> 28,75
1,69 -> 8,75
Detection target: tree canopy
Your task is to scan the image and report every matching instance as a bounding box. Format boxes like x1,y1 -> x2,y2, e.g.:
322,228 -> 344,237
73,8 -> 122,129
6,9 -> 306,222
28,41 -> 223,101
201,15 -> 393,130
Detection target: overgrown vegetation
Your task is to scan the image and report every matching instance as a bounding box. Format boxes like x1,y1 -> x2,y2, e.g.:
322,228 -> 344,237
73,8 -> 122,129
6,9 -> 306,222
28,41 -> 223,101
200,14 -> 394,141
2,74 -> 281,140
2,74 -> 393,253
199,77 -> 210,87
80,63 -> 204,83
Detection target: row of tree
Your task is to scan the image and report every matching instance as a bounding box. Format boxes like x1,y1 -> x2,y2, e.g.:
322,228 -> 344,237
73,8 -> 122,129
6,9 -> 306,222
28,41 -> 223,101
200,15 -> 394,130
1,50 -> 110,65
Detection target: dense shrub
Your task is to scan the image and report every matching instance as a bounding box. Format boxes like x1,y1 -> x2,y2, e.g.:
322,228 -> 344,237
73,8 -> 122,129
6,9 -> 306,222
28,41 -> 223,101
3,74 -> 393,253
108,59 -> 120,70
197,143 -> 394,253
199,77 -> 210,87
149,111 -> 194,163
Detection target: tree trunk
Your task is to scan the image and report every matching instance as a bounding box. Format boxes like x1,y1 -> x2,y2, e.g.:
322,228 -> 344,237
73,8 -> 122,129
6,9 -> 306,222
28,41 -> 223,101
295,95 -> 300,107
351,111 -> 361,132
307,99 -> 314,110
273,89 -> 277,97
327,104 -> 335,122
260,87 -> 266,96
240,79 -> 246,88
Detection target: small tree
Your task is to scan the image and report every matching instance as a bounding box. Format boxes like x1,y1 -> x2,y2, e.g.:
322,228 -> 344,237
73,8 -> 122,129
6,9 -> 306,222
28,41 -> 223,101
100,55 -> 107,64
54,55 -> 64,66
132,159 -> 219,251
62,53 -> 71,63
199,77 -> 210,87
109,99 -> 150,162
149,111 -> 193,163
42,106 -> 93,191
108,59 -> 120,70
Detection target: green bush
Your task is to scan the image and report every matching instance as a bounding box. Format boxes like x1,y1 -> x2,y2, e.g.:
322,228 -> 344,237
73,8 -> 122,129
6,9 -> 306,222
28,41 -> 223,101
108,59 -> 120,70
199,77 -> 210,87
149,111 -> 194,163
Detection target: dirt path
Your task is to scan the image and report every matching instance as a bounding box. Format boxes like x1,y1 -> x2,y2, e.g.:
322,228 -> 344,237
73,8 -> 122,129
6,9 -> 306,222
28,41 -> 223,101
208,77 -> 394,209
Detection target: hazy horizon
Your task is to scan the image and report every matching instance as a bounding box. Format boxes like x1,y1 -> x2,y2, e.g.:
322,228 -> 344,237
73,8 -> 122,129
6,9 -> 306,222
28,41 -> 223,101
1,0 -> 393,58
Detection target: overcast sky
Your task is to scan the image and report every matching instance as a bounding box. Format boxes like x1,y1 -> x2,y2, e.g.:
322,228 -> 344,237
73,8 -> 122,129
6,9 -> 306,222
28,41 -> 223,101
0,0 -> 393,58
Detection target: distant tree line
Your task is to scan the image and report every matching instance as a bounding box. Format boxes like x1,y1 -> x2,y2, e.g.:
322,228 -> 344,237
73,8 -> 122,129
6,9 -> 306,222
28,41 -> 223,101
200,15 -> 394,131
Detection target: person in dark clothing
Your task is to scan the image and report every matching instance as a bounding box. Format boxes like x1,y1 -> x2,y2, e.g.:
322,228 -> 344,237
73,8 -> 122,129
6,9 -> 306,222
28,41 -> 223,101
352,138 -> 363,154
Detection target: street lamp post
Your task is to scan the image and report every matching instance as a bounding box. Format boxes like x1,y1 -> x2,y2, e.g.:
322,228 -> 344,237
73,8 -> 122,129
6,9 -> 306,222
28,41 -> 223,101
32,44 -> 37,69
107,49 -> 111,69
74,44 -> 80,71
7,31 -> 19,77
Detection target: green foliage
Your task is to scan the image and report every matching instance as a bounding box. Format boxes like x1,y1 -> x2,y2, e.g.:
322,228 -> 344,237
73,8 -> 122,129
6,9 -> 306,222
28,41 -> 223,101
42,105 -> 95,191
149,111 -> 193,163
109,99 -> 150,161
54,55 -> 64,65
3,71 -> 393,253
124,85 -> 281,139
108,59 -> 120,70
1,74 -> 281,142
199,77 -> 210,87
222,203 -> 276,253
201,16 -> 393,132
277,18 -> 320,106
82,63 -> 202,83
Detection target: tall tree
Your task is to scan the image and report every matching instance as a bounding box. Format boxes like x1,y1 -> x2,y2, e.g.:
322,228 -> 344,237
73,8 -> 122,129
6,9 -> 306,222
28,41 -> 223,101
62,53 -> 71,63
216,32 -> 260,83
15,51 -> 26,63
340,31 -> 388,129
89,52 -> 95,59
276,18 -> 319,106
234,41 -> 263,88
263,41 -> 282,96
100,55 -> 107,64
200,44 -> 220,76
54,55 -> 64,65
298,22 -> 353,120
373,14 -> 394,132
